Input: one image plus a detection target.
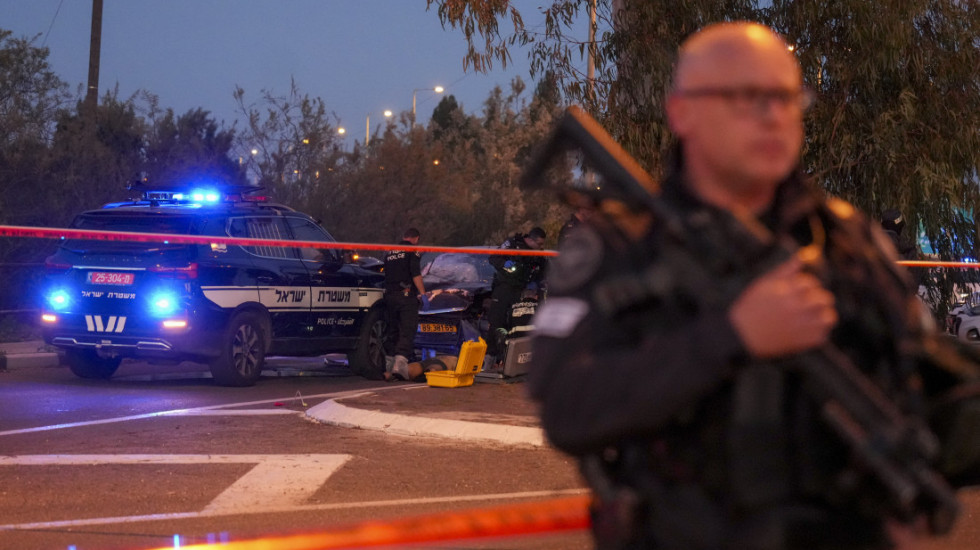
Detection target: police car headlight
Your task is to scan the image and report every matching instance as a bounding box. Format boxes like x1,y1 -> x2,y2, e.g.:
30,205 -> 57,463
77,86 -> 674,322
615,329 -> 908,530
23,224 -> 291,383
149,292 -> 180,316
46,289 -> 71,311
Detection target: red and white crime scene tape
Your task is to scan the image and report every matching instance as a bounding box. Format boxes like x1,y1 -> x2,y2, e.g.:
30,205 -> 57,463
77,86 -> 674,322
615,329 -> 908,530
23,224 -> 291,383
146,495 -> 592,550
0,225 -> 558,257
2,224 -> 974,267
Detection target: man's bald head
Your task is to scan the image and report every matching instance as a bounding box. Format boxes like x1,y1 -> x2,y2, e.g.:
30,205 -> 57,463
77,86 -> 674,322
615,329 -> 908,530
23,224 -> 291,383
665,22 -> 807,213
673,22 -> 800,92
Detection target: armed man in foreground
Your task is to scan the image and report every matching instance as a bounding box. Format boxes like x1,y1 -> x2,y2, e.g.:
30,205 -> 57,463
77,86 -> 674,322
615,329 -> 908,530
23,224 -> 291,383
529,22 -> 978,550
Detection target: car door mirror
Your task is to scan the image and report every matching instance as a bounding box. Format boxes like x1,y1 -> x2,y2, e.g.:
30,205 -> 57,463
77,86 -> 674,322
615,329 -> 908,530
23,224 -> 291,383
318,249 -> 344,272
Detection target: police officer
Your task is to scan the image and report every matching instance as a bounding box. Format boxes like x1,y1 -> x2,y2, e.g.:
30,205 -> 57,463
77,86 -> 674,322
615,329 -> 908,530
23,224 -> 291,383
529,22 -> 970,550
881,208 -> 917,260
383,227 -> 428,381
486,227 -> 547,362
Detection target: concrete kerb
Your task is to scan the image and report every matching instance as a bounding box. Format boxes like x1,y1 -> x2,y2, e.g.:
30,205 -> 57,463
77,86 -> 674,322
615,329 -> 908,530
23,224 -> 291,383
0,340 -> 60,370
306,390 -> 547,448
2,352 -> 60,369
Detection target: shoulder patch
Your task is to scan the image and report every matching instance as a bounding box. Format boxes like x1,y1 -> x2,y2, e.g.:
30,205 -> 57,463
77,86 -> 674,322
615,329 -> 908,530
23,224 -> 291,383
534,297 -> 590,339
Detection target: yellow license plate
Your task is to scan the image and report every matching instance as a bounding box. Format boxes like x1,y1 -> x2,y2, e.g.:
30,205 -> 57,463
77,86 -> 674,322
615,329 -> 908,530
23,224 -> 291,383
420,322 -> 457,333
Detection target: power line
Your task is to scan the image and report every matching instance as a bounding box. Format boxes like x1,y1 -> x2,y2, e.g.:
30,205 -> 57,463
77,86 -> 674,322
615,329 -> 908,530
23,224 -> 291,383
41,0 -> 66,48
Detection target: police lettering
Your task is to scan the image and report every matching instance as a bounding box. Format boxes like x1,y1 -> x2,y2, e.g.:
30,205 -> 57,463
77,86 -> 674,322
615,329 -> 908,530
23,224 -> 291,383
317,290 -> 351,303
275,289 -> 307,303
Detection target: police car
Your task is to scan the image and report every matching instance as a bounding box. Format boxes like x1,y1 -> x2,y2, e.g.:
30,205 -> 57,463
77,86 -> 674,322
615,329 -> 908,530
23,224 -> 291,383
40,183 -> 389,386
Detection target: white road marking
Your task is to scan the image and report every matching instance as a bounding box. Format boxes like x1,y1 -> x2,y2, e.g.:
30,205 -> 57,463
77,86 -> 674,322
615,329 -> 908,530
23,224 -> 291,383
0,453 -> 353,530
0,483 -> 587,531
0,387 -> 402,437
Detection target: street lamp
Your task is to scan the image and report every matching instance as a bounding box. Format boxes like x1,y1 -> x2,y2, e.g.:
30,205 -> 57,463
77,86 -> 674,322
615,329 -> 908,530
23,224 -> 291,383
365,109 -> 393,146
412,85 -> 444,119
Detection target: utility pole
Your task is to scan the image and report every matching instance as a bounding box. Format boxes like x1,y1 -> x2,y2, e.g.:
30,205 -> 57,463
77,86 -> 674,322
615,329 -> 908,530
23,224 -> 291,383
84,0 -> 103,119
587,0 -> 596,104
585,0 -> 597,188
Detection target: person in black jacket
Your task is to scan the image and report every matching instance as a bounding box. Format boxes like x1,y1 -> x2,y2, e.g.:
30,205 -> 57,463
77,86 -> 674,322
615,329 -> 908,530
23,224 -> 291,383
880,208 -> 918,260
486,227 -> 547,361
529,22 -> 974,550
383,227 -> 428,380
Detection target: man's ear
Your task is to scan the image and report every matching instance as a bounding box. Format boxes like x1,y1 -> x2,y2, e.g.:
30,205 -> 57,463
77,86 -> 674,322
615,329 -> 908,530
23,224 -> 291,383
665,94 -> 685,136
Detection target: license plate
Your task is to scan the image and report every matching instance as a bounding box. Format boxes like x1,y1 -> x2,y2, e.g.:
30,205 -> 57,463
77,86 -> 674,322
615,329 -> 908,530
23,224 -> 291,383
88,271 -> 135,285
419,322 -> 457,333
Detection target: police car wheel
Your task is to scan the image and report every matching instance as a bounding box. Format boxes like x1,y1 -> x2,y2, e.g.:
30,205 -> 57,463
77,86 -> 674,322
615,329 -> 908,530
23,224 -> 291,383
209,312 -> 266,387
348,307 -> 387,380
65,349 -> 122,380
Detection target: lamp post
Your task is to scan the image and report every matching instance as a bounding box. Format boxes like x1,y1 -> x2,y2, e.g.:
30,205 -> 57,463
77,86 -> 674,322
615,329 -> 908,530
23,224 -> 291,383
412,85 -> 444,121
365,110 -> 393,146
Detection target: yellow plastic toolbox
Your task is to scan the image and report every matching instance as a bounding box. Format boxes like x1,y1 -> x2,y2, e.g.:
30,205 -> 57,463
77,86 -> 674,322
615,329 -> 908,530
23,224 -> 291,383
425,338 -> 486,388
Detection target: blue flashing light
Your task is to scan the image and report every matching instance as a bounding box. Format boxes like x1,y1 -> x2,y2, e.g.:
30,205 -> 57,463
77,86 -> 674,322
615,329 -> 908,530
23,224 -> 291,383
185,188 -> 221,204
46,289 -> 71,311
149,291 -> 180,316
173,193 -> 185,200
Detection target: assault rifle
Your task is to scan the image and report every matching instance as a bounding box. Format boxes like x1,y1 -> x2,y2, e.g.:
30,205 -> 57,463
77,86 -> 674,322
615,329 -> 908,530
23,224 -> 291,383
521,106 -> 963,534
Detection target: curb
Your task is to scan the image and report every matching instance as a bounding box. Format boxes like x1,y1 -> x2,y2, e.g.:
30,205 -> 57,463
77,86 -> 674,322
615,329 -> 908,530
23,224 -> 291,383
306,395 -> 546,448
2,352 -> 60,370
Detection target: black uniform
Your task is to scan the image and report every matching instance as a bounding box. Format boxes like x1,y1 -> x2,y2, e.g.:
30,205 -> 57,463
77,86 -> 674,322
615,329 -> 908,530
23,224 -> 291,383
487,234 -> 546,357
529,165 -> 975,549
384,241 -> 422,359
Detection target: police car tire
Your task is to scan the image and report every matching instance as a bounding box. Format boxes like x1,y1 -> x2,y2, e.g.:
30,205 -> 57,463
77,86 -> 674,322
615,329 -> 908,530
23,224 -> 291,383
348,307 -> 387,380
209,311 -> 267,387
65,349 -> 122,380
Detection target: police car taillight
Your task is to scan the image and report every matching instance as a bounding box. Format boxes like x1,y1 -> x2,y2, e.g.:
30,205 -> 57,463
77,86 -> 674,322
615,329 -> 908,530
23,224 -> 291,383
148,263 -> 199,279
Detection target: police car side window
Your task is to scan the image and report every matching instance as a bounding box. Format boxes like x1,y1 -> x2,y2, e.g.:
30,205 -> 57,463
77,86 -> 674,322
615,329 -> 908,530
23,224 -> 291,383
227,217 -> 293,259
285,217 -> 339,263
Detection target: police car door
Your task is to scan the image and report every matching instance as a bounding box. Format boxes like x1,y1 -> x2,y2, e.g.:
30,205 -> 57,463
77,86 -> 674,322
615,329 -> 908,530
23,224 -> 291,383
232,216 -> 313,352
283,216 -> 364,346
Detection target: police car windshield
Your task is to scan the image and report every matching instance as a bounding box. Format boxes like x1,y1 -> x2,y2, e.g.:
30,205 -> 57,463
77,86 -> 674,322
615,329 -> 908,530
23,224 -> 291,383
63,213 -> 196,253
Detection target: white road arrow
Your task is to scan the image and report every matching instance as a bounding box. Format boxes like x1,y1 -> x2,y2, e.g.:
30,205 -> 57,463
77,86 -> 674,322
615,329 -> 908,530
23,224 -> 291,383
0,454 -> 352,529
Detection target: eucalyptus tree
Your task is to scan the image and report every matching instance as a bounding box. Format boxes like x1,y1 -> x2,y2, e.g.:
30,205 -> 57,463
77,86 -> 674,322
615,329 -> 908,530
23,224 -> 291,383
233,81 -> 345,209
430,0 -> 980,308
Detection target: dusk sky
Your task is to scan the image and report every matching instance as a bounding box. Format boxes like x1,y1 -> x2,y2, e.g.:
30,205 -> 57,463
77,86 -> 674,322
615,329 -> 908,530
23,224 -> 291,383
3,1 -> 572,146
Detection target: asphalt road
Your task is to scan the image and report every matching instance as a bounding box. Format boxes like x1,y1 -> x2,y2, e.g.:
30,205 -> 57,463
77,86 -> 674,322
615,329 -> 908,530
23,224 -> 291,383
2,358 -> 978,550
0,358 -> 591,550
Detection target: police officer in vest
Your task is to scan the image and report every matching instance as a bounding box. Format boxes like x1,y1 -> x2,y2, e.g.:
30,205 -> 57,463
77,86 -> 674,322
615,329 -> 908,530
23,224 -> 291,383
486,227 -> 547,362
384,227 -> 428,381
530,22 -> 975,550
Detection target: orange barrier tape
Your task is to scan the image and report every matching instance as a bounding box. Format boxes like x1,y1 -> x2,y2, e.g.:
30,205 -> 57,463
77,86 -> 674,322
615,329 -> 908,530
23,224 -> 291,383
0,225 -> 557,257
149,495 -> 592,550
6,225 -> 979,266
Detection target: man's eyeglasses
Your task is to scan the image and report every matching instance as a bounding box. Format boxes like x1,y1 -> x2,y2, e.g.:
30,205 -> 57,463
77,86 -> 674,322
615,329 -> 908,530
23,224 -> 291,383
673,87 -> 816,114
